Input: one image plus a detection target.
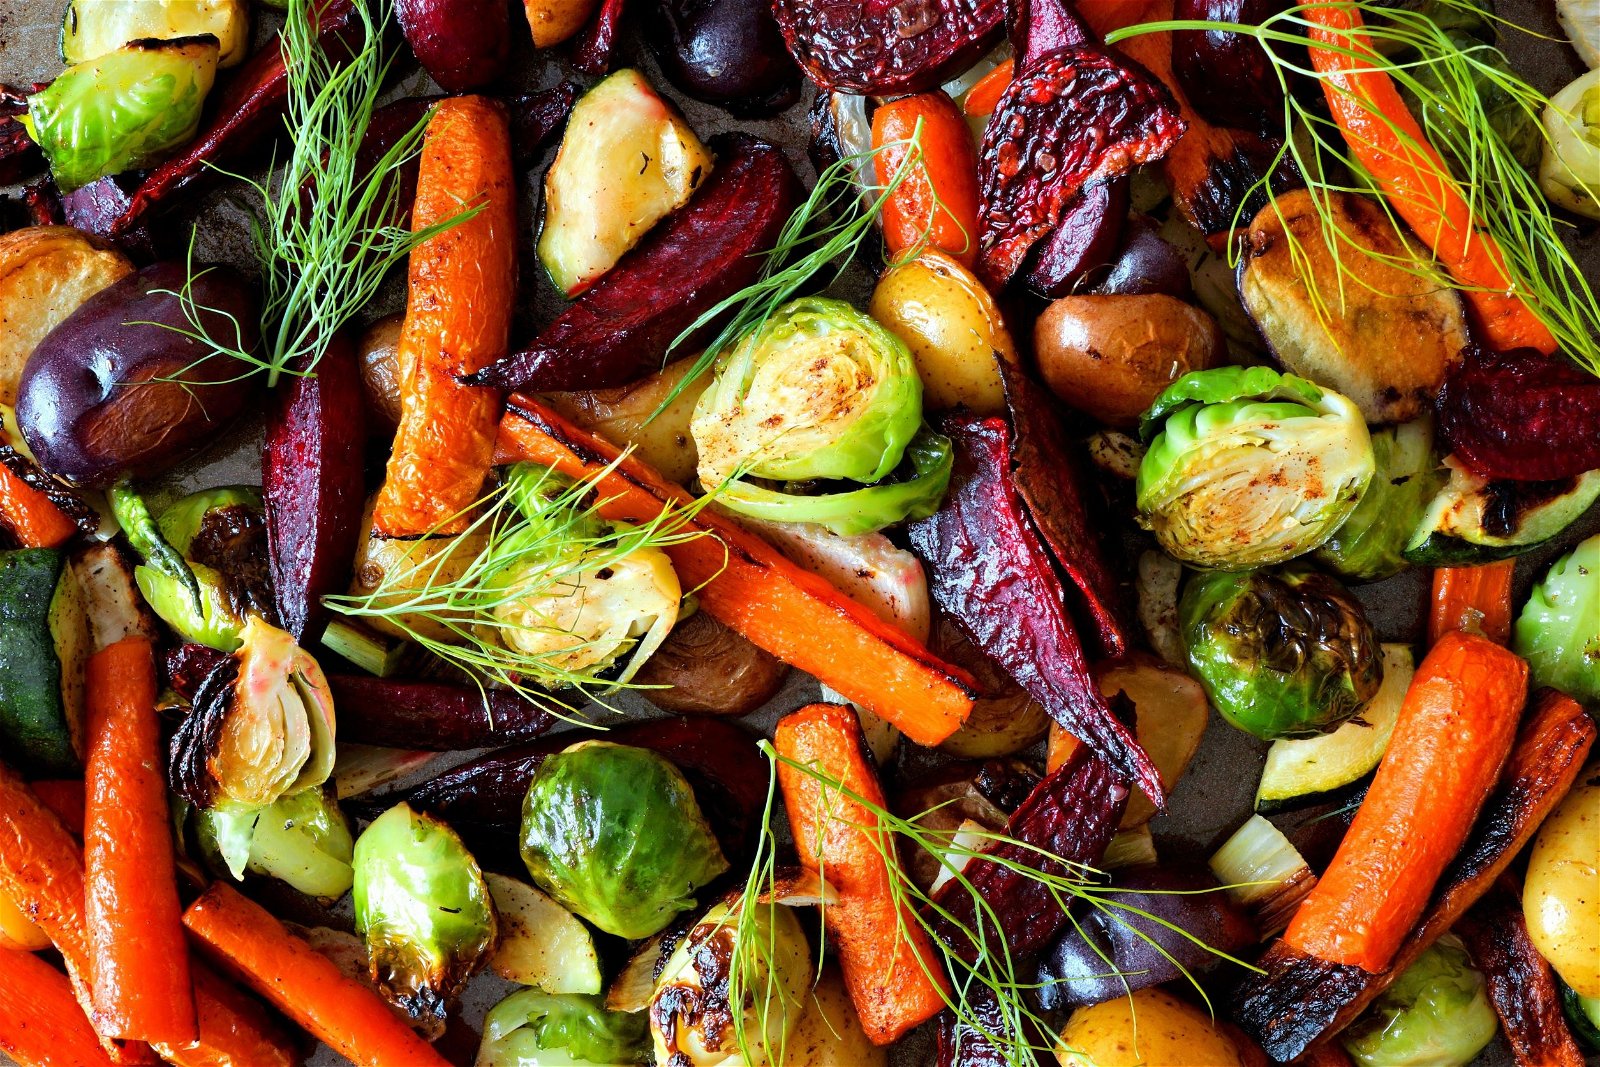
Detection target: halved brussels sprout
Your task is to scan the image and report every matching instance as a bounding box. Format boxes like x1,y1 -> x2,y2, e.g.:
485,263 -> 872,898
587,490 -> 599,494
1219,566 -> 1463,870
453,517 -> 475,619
193,787 -> 354,901
1315,419 -> 1445,582
1341,937 -> 1498,1067
1181,563 -> 1383,740
692,297 -> 923,492
1137,367 -> 1375,569
167,616 -> 336,809
520,741 -> 728,939
354,803 -> 497,1036
478,989 -> 648,1067
1514,532 -> 1600,707
648,898 -> 811,1067
61,0 -> 250,67
23,36 -> 221,192
158,484 -> 263,556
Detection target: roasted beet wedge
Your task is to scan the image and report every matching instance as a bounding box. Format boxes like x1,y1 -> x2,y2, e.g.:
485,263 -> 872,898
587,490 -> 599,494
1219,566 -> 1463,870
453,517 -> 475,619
510,84 -> 577,168
464,135 -> 801,392
1010,0 -> 1090,65
1023,178 -> 1128,299
977,47 -> 1184,289
327,676 -> 555,750
909,416 -> 1161,801
1437,347 -> 1600,482
262,334 -> 366,643
0,117 -> 41,185
772,0 -> 1005,95
396,0 -> 510,92
572,0 -> 628,74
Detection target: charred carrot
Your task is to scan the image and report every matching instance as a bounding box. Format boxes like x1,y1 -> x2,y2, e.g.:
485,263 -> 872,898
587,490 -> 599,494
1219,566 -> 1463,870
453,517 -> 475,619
1430,560 -> 1515,646
774,704 -> 951,1044
0,945 -> 115,1067
1285,630 -> 1527,972
962,60 -> 1013,117
83,636 -> 195,1045
0,465 -> 77,548
30,778 -> 85,836
1299,0 -> 1556,353
373,95 -> 516,537
182,883 -> 450,1067
873,92 -> 982,267
495,399 -> 975,745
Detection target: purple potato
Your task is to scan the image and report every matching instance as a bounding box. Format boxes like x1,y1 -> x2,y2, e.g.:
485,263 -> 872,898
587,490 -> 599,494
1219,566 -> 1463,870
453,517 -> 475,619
651,0 -> 802,117
1096,217 -> 1193,299
396,0 -> 511,93
17,261 -> 261,487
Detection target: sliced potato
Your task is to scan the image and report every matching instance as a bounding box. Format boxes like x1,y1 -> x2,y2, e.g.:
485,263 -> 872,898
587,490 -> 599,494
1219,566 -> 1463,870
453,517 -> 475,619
1056,988 -> 1245,1067
542,356 -> 708,485
485,872 -> 603,995
788,965 -> 886,1067
0,226 -> 133,406
1237,189 -> 1470,424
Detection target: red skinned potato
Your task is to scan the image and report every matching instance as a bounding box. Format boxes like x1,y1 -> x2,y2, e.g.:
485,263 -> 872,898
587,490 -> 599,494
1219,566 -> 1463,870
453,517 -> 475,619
397,0 -> 511,92
17,261 -> 261,486
263,333 -> 367,643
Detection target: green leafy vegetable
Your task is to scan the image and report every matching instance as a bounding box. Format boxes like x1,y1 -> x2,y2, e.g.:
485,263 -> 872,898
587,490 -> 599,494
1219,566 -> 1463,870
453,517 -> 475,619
479,989 -> 649,1067
110,477 -> 201,612
1513,532 -> 1600,708
1341,937 -> 1498,1067
136,561 -> 243,651
194,787 -> 354,901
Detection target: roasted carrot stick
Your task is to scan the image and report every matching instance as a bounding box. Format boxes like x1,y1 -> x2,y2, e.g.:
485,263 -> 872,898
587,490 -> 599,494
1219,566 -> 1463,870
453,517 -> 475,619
83,635 -> 195,1045
962,59 -> 1013,117
182,883 -> 451,1067
157,965 -> 296,1067
1285,630 -> 1527,972
1429,560 -> 1515,646
496,399 -> 975,744
30,778 -> 85,836
0,465 -> 78,548
873,92 -> 982,267
774,704 -> 951,1044
1299,0 -> 1556,353
373,95 -> 516,537
0,944 -> 115,1067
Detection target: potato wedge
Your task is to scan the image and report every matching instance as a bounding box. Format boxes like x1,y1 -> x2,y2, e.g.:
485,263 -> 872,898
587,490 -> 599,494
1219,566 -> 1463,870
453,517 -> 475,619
1238,189 -> 1470,424
1523,762 -> 1600,997
1056,988 -> 1245,1066
485,872 -> 603,995
523,0 -> 600,47
0,226 -> 133,406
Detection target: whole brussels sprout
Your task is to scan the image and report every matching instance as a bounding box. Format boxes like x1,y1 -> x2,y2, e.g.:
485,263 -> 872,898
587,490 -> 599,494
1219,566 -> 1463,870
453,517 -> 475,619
477,989 -> 648,1067
520,741 -> 729,939
353,803 -> 497,1035
1137,367 -> 1375,569
1315,418 -> 1445,582
1341,937 -> 1498,1067
1181,563 -> 1383,739
1513,532 -> 1600,708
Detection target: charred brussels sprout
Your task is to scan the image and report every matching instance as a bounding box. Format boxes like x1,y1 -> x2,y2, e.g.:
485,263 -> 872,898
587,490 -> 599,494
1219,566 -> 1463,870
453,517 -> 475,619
520,741 -> 728,939
353,803 -> 497,1035
1137,367 -> 1374,569
1181,564 -> 1383,739
1514,533 -> 1600,708
1341,937 -> 1498,1067
23,36 -> 220,192
478,990 -> 648,1067
648,898 -> 811,1067
1315,419 -> 1445,582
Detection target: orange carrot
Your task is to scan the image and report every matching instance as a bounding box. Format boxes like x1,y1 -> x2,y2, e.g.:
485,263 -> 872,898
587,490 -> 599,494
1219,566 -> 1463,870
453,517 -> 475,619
1299,0 -> 1556,353
1430,560 -> 1515,646
156,965 -> 296,1067
962,59 -> 1013,117
1285,630 -> 1527,972
83,636 -> 195,1045
30,778 -> 85,836
0,465 -> 77,548
0,944 -> 115,1067
774,704 -> 951,1044
495,399 -> 976,745
872,92 -> 982,267
1045,720 -> 1078,773
373,96 -> 516,537
182,884 -> 450,1067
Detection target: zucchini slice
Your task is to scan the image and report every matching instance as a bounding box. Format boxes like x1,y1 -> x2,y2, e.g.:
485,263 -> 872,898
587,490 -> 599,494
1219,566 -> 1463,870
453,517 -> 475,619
1256,643 -> 1414,813
0,549 -> 80,772
1403,461 -> 1600,567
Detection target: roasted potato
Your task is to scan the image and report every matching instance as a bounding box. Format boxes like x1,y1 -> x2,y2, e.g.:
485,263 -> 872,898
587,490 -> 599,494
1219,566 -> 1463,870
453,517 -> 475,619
349,494 -> 487,645
788,965 -> 886,1067
357,312 -> 404,431
523,0 -> 601,48
1524,763 -> 1600,997
543,356 -> 708,485
869,249 -> 1015,415
632,609 -> 788,716
1033,294 -> 1221,428
1055,988 -> 1246,1066
0,226 -> 132,406
1238,189 -> 1471,424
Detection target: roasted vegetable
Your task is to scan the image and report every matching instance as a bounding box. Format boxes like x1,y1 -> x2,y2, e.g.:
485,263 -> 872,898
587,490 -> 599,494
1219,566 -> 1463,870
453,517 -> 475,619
1024,178 -> 1129,300
195,787 -> 354,901
520,741 -> 728,938
395,0 -> 509,92
1523,762 -> 1600,997
631,610 -> 790,717
1340,938 -> 1498,1067
353,803 -> 496,1035
329,676 -> 555,751
1171,0 -> 1293,133
1437,346 -> 1600,483
1514,534 -> 1600,708
1055,987 -> 1246,1066
1209,813 -> 1318,937
17,261 -> 261,487
1137,366 -> 1375,569
651,0 -> 800,116
1034,294 -> 1222,428
480,989 -> 648,1067
61,0 -> 249,67
0,226 -> 131,407
538,70 -> 712,297
1540,69 -> 1600,219
771,0 -> 1004,95
1404,462 -> 1600,566
24,37 -> 220,193
484,873 -> 601,994
1404,31 -> 1541,175
1315,419 -> 1444,581
132,484 -> 269,651
0,548 -> 85,773
521,0 -> 599,47
543,357 -> 708,485
1181,563 -> 1383,740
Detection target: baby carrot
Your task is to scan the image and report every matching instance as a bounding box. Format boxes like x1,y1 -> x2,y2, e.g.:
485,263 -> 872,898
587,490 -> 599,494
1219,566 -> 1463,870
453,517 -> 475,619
873,92 -> 982,268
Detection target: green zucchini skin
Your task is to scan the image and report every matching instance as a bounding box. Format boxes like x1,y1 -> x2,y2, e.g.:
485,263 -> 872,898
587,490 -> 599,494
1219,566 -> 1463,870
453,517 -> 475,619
0,548 -> 74,773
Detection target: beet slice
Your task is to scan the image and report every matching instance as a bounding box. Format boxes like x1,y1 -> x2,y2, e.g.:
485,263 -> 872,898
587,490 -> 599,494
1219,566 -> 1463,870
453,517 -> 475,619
572,0 -> 628,74
327,676 -> 555,751
262,332 -> 366,643
395,0 -> 510,93
771,0 -> 1005,95
464,134 -> 801,392
1437,347 -> 1600,482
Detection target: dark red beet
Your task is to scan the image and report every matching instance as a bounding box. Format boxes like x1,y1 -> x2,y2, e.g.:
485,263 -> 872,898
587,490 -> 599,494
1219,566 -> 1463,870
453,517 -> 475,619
60,178 -> 156,261
327,676 -> 555,750
396,0 -> 510,92
652,0 -> 801,116
1009,0 -> 1091,69
464,135 -> 801,392
262,333 -> 366,643
771,0 -> 1005,95
572,0 -> 627,74
1022,178 -> 1129,298
977,47 -> 1184,289
509,83 -> 577,168
0,117 -> 41,185
908,416 -> 1162,803
1437,348 -> 1600,482
1173,0 -> 1299,134
935,994 -> 1016,1067
163,643 -> 231,702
